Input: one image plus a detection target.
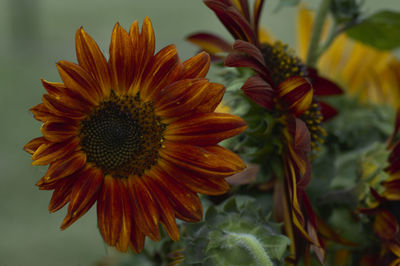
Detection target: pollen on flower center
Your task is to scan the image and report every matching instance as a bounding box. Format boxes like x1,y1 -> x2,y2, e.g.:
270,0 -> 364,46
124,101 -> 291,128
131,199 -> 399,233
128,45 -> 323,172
80,91 -> 166,177
302,102 -> 326,151
260,41 -> 307,86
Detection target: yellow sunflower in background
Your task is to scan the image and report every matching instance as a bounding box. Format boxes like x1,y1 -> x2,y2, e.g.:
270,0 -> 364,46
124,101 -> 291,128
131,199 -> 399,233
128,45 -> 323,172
297,5 -> 400,107
24,17 -> 247,253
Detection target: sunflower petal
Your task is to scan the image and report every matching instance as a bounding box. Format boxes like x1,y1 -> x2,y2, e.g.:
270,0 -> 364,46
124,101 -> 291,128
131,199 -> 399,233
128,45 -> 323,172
159,158 -> 230,195
225,53 -> 270,81
41,121 -> 79,143
143,176 -> 179,241
57,60 -> 101,105
42,94 -> 86,118
181,52 -> 211,79
241,74 -> 275,110
129,176 -> 161,241
97,175 -> 123,246
75,27 -> 111,97
253,0 -> 265,41
205,0 -> 256,43
61,167 -> 103,229
30,103 -> 73,123
196,83 -> 226,113
130,220 -> 146,254
374,209 -> 399,240
160,141 -> 245,177
109,23 -> 135,95
139,17 -> 156,69
140,44 -> 182,101
186,32 -> 232,55
278,76 -> 313,116
233,40 -> 265,66
155,79 -> 209,121
24,137 -> 47,155
43,152 -> 86,183
32,137 -> 79,166
319,101 -> 338,122
48,174 -> 78,213
115,179 -> 133,252
165,113 -> 247,146
149,166 -> 203,222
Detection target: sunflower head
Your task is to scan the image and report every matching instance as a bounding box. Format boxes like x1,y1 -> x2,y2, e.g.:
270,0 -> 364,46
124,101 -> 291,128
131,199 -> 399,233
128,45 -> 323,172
24,17 -> 248,253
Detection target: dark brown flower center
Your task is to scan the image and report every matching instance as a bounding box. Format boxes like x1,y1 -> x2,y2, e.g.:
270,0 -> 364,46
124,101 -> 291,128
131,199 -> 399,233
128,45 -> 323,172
260,41 -> 307,86
260,41 -> 325,151
302,102 -> 326,151
80,91 -> 165,177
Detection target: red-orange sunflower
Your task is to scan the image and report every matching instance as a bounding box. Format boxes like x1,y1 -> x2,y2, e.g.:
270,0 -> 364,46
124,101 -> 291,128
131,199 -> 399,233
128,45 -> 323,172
24,17 -> 247,253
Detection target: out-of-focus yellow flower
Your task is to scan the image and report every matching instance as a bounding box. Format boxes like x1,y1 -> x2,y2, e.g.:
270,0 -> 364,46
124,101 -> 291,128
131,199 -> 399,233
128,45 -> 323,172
297,6 -> 400,107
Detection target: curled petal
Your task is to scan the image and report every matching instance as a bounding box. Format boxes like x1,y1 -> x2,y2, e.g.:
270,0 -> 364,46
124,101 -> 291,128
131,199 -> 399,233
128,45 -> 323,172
24,137 -> 47,155
253,0 -> 265,41
181,52 -> 211,79
41,80 -> 64,95
225,53 -> 271,82
233,40 -> 265,67
278,76 -> 313,116
241,75 -> 275,110
205,0 -> 256,43
165,113 -> 247,146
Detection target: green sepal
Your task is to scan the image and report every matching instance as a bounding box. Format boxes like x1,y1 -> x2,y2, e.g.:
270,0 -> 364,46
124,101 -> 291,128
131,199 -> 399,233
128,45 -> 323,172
182,198 -> 290,265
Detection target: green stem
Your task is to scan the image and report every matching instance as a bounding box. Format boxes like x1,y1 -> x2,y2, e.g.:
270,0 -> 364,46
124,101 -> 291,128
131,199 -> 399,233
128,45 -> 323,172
306,0 -> 332,67
226,232 -> 273,266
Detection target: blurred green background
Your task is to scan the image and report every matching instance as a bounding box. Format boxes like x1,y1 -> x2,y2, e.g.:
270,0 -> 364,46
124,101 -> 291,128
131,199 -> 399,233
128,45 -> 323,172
1,0 -> 399,265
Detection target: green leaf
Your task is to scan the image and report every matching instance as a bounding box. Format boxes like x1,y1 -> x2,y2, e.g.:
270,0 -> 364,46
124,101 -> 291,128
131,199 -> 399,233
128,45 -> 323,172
347,10 -> 400,50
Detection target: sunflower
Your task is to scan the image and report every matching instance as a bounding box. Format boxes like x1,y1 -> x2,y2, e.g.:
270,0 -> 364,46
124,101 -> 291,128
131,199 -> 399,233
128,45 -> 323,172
187,0 -> 343,263
297,5 -> 400,108
23,17 -> 248,253
358,110 -> 400,265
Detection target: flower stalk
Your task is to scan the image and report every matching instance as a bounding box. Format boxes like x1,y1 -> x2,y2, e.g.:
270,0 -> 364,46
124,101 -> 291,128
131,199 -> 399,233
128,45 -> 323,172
306,0 -> 332,67
224,231 -> 273,266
